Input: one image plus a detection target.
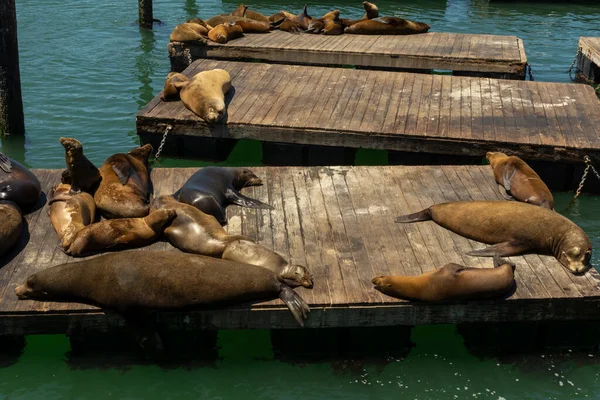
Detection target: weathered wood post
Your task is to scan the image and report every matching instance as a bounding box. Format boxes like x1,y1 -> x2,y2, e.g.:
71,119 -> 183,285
0,0 -> 25,136
138,0 -> 153,28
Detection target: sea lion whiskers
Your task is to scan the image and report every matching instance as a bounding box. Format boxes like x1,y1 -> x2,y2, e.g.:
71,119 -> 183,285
280,263 -> 313,288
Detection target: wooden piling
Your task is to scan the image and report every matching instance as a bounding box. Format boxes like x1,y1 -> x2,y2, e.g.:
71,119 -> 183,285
138,0 -> 153,28
0,0 -> 25,136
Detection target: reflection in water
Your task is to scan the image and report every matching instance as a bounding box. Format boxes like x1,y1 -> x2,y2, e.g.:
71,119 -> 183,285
135,27 -> 157,110
184,0 -> 200,19
0,134 -> 27,166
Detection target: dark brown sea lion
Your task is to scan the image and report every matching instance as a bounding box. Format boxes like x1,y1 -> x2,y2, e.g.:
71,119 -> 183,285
59,137 -> 101,195
372,256 -> 516,302
0,200 -> 23,257
15,250 -> 310,326
486,152 -> 554,210
344,17 -> 430,35
151,195 -> 313,288
175,166 -> 273,225
160,72 -> 189,101
395,201 -> 592,274
0,152 -> 41,211
48,183 -> 96,249
231,4 -> 270,24
170,22 -> 210,42
93,144 -> 153,219
65,208 -> 176,256
206,16 -> 270,33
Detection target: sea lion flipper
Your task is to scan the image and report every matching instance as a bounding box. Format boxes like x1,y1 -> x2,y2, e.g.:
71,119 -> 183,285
0,152 -> 12,173
279,285 -> 310,327
493,255 -> 516,269
395,208 -> 432,223
497,184 -> 514,200
226,189 -> 275,210
466,241 -> 529,257
111,161 -> 131,185
501,166 -> 517,191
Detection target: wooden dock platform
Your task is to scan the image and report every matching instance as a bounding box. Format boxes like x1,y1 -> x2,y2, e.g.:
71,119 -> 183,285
577,37 -> 600,84
1,166 -> 599,337
137,59 -> 600,165
168,31 -> 528,79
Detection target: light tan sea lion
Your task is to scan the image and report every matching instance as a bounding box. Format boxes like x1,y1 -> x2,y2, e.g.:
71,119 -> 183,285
395,201 -> 592,274
0,152 -> 41,211
344,17 -> 430,35
48,183 -> 96,249
372,256 -> 516,302
180,69 -> 232,124
15,250 -> 310,326
151,195 -> 313,288
59,137 -> 101,195
0,200 -> 23,257
169,22 -> 210,42
93,144 -> 153,219
160,72 -> 189,101
206,16 -> 269,33
208,22 -> 245,43
486,152 -> 554,210
231,4 -> 270,24
65,208 -> 176,256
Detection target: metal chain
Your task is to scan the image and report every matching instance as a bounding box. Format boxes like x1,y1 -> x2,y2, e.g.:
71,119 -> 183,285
153,125 -> 172,162
568,155 -> 599,208
568,48 -> 581,81
526,63 -> 535,81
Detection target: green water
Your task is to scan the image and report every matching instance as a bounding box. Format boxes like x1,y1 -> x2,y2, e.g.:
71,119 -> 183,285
2,0 -> 600,398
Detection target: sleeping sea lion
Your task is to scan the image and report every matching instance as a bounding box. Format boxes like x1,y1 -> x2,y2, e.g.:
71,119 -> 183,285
307,10 -> 342,35
151,195 -> 313,288
65,208 -> 176,256
0,200 -> 23,257
344,17 -> 430,35
208,22 -> 245,43
48,183 -> 96,249
231,4 -> 270,24
372,256 -> 516,302
59,137 -> 101,195
15,250 -> 310,326
170,22 -> 210,42
0,152 -> 41,211
486,152 -> 554,210
395,201 -> 592,274
94,144 -> 153,219
175,166 -> 273,225
206,16 -> 269,33
160,72 -> 189,101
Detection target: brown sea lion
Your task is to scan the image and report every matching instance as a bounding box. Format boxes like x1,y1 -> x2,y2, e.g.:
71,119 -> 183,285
170,22 -> 210,42
395,201 -> 592,274
231,4 -> 270,24
208,22 -> 245,43
486,152 -> 554,210
372,256 -> 516,302
151,195 -> 313,288
344,17 -> 430,35
186,18 -> 213,31
341,1 -> 379,28
48,183 -> 96,249
175,166 -> 273,225
0,152 -> 41,211
268,11 -> 294,24
160,72 -> 189,101
322,16 -> 343,35
307,10 -> 341,34
15,250 -> 310,326
206,16 -> 269,33
279,18 -> 303,33
94,144 -> 153,219
59,137 -> 101,195
65,208 -> 176,256
0,200 -> 23,257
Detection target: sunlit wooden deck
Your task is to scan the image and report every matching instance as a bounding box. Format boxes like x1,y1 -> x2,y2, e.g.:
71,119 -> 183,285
577,36 -> 600,83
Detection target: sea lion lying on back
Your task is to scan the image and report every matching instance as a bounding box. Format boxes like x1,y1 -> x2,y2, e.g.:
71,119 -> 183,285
206,15 -> 270,33
0,200 -> 23,257
15,250 -> 310,326
486,152 -> 554,210
0,152 -> 41,211
345,17 -> 430,35
231,4 -> 270,24
372,256 -> 516,302
48,183 -> 96,250
94,144 -> 153,219
175,166 -> 273,225
396,201 -> 592,274
307,10 -> 342,35
59,137 -> 101,195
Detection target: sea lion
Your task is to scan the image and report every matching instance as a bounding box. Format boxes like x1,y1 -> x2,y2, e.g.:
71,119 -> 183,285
93,144 -> 153,219
186,18 -> 213,30
372,256 -> 516,302
174,69 -> 232,124
208,22 -> 245,43
151,195 -> 313,288
170,22 -> 210,42
15,250 -> 310,326
307,10 -> 342,35
322,16 -> 343,35
0,152 -> 41,211
160,72 -> 189,101
341,1 -> 379,28
231,4 -> 270,24
292,4 -> 312,30
395,201 -> 592,274
65,208 -> 176,256
486,152 -> 554,210
206,16 -> 270,33
175,166 -> 273,225
0,201 -> 23,257
344,17 -> 430,35
48,183 -> 96,249
59,137 -> 101,195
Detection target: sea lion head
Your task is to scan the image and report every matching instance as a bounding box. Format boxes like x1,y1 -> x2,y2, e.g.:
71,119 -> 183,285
280,264 -> 313,288
485,151 -> 508,165
559,243 -> 592,274
15,274 -> 52,300
59,137 -> 84,155
202,99 -> 227,124
161,72 -> 189,101
234,168 -> 263,188
362,1 -> 379,19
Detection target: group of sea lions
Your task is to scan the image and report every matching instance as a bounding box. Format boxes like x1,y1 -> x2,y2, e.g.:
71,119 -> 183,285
170,2 -> 430,45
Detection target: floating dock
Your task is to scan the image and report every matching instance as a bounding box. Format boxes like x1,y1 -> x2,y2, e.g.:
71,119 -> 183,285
1,166 -> 599,337
137,59 -> 600,166
577,37 -> 600,84
168,31 -> 528,79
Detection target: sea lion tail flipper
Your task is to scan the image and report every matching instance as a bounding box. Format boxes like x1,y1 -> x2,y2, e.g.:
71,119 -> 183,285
227,189 -> 275,210
0,152 -> 12,173
395,208 -> 431,223
466,241 -> 529,257
111,160 -> 131,185
497,184 -> 514,200
501,166 -> 517,191
279,285 -> 310,327
493,255 -> 516,269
